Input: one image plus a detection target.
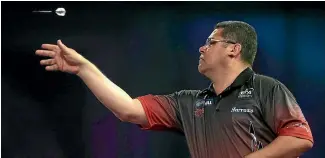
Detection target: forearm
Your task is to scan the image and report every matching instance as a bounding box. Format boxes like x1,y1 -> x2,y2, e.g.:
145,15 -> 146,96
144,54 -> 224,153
245,136 -> 313,158
77,61 -> 139,120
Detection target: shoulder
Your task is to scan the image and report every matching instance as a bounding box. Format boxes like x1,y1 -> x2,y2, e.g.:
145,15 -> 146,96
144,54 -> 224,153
253,73 -> 286,92
254,74 -> 280,87
164,89 -> 205,105
171,89 -> 202,100
141,89 -> 202,101
253,73 -> 293,100
175,89 -> 201,96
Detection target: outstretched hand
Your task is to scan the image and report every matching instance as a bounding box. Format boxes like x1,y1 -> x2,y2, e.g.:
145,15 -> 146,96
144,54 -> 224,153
35,40 -> 88,74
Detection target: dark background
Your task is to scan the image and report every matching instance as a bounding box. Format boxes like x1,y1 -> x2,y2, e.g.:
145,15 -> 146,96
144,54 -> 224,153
2,1 -> 325,158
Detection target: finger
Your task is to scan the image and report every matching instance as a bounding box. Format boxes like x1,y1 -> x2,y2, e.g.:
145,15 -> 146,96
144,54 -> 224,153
40,59 -> 56,65
57,40 -> 70,53
35,50 -> 56,57
41,44 -> 59,51
45,65 -> 59,71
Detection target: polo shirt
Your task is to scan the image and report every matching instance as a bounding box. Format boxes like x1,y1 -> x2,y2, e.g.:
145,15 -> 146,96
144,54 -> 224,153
137,68 -> 313,158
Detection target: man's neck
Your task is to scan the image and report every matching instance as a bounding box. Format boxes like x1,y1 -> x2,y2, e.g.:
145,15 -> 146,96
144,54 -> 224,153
209,65 -> 249,95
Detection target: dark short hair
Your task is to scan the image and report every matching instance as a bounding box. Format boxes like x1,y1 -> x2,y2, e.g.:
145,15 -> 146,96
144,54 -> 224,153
214,21 -> 257,66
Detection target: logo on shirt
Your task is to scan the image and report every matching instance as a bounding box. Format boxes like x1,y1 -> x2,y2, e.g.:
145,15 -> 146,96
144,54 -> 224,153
286,123 -> 310,133
238,88 -> 254,98
194,99 -> 213,117
231,107 -> 254,113
195,99 -> 213,108
249,121 -> 263,152
194,108 -> 204,117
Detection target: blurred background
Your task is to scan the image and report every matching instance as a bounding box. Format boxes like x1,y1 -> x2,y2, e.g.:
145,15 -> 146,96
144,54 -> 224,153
2,1 -> 325,158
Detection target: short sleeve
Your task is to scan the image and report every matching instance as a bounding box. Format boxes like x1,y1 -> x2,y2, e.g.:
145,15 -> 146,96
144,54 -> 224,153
263,83 -> 313,143
136,92 -> 182,131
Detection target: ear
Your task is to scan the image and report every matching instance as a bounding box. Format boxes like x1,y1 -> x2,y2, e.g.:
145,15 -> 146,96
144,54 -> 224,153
228,43 -> 242,58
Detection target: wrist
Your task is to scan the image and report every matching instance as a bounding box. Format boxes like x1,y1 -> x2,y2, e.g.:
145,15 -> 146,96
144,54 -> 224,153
76,60 -> 92,77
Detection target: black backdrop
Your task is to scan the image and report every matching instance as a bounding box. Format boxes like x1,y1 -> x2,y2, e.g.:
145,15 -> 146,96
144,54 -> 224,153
2,1 -> 325,158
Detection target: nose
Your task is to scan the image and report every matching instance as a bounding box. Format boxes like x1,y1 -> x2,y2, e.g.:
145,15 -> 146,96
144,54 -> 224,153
199,45 -> 207,54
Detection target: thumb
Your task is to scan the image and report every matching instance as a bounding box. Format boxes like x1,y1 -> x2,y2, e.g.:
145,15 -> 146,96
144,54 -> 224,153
57,40 -> 70,53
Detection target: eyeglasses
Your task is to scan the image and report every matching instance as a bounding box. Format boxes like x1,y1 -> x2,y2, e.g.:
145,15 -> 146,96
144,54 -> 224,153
205,38 -> 237,46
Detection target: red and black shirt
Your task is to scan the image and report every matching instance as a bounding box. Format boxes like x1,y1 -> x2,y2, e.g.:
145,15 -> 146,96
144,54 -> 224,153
137,68 -> 313,158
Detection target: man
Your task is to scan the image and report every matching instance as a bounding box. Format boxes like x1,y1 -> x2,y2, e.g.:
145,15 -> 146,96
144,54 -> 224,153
36,21 -> 313,158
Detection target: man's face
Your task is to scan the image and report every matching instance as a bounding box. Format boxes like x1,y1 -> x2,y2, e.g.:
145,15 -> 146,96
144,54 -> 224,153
198,28 -> 235,74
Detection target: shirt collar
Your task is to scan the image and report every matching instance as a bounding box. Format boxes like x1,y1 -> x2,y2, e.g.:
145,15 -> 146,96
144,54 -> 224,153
203,67 -> 255,95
